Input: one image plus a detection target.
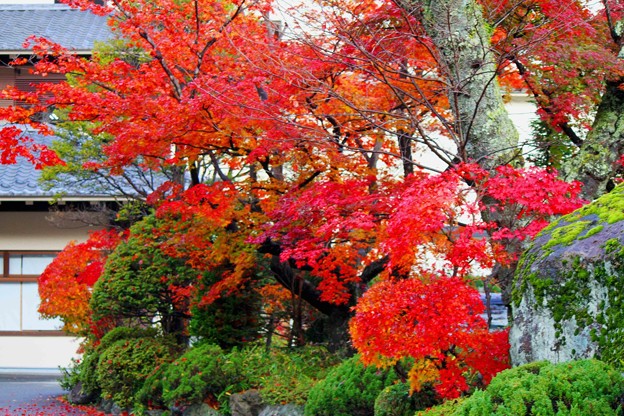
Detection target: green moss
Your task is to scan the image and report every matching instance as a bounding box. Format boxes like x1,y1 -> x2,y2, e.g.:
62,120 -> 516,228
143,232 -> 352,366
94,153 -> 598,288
604,238 -> 622,255
537,184 -> 624,251
529,275 -> 553,306
544,220 -> 591,249
580,225 -> 604,239
511,252 -> 538,306
563,184 -> 624,225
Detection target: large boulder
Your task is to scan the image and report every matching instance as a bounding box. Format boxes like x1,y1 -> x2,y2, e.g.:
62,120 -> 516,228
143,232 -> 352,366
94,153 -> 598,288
182,403 -> 222,416
510,184 -> 624,366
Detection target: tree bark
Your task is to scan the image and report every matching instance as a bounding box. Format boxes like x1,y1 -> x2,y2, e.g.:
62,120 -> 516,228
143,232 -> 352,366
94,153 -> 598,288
258,240 -> 385,351
563,80 -> 624,200
409,0 -> 520,168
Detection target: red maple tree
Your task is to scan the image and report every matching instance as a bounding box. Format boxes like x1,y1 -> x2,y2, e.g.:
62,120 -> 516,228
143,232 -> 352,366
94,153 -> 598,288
0,0 -> 595,398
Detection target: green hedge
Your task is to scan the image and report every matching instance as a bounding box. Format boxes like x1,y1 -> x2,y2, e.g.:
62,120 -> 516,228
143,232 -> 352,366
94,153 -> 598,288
236,345 -> 340,406
62,327 -> 179,409
162,343 -> 242,410
135,344 -> 339,414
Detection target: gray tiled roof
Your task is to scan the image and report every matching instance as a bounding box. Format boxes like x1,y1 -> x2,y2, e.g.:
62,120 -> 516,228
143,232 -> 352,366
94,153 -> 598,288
0,126 -> 110,199
0,4 -> 113,53
0,125 -> 168,200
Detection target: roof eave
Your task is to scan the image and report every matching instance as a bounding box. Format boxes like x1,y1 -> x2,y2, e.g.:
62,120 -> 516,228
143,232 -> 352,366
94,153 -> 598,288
0,49 -> 93,56
0,195 -> 132,202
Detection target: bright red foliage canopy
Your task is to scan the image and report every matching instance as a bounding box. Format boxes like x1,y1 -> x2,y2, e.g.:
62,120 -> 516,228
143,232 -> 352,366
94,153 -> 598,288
0,0 -> 596,400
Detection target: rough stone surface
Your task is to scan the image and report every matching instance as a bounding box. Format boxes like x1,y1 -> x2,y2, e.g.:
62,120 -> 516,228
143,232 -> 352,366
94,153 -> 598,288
230,390 -> 265,416
510,185 -> 624,366
258,404 -> 305,416
110,402 -> 129,415
99,399 -> 114,414
68,381 -> 98,405
182,403 -> 222,416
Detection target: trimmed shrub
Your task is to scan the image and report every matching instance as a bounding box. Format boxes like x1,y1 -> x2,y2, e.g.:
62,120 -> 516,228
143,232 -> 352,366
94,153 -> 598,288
233,345 -> 340,406
90,215 -> 197,340
95,329 -> 179,409
60,348 -> 100,402
99,326 -> 160,350
62,327 -> 163,402
134,361 -> 170,412
374,382 -> 438,416
304,355 -> 398,416
160,343 -> 243,412
135,344 -> 339,414
415,398 -> 465,415
417,359 -> 624,415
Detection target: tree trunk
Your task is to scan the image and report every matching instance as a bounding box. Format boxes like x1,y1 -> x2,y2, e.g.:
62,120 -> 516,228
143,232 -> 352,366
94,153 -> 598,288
265,252 -> 355,352
163,311 -> 189,346
563,80 -> 624,200
411,0 -> 520,168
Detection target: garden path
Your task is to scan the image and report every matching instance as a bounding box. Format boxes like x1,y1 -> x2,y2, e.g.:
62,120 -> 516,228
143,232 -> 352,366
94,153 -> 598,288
0,372 -> 95,415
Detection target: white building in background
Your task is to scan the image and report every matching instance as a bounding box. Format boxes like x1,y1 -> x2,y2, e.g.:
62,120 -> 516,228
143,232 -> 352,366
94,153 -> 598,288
0,2 -> 113,369
506,92 -> 540,153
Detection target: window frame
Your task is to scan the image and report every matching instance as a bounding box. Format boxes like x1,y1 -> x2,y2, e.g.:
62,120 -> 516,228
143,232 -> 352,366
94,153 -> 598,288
0,250 -> 64,335
1,251 -> 58,281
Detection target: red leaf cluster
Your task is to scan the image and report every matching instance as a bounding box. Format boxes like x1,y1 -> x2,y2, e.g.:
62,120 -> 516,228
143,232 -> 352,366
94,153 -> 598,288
38,229 -> 124,334
350,277 -> 510,399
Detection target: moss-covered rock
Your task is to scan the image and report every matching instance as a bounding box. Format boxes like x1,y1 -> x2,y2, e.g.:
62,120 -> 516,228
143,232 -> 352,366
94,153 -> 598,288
510,184 -> 624,365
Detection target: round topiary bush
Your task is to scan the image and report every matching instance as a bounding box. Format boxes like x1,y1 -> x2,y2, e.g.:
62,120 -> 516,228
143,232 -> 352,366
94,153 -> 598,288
304,355 -> 397,416
95,330 -> 179,409
417,359 -> 624,415
62,327 -> 165,404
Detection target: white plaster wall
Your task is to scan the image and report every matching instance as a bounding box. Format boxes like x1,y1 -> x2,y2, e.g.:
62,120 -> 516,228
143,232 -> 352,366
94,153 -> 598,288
0,211 -> 94,250
505,92 -> 539,149
0,336 -> 81,369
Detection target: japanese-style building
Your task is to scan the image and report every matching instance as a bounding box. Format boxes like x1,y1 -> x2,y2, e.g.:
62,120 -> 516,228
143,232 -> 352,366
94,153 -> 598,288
0,1 -> 113,368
